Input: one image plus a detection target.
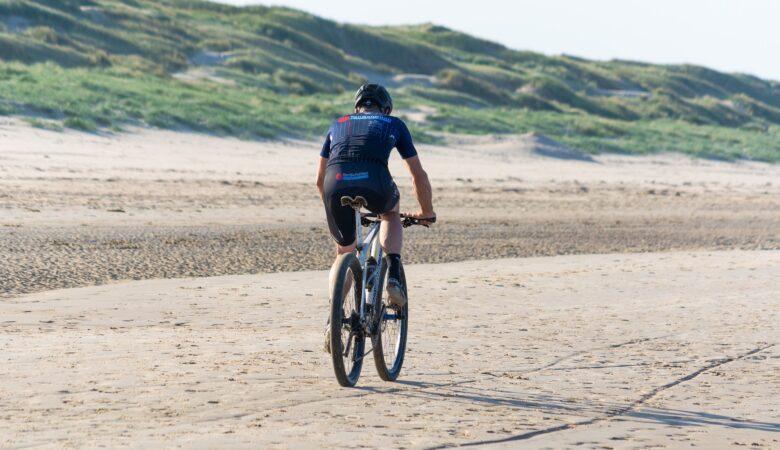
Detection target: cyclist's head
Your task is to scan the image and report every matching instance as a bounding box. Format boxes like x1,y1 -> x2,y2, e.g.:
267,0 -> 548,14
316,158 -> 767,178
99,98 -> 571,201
354,83 -> 393,115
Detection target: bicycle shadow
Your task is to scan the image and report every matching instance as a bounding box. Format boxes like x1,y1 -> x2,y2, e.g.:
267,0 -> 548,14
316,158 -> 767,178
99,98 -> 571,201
357,378 -> 779,434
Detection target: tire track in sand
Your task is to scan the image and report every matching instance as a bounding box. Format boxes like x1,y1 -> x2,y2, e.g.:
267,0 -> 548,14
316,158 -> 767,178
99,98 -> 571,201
431,343 -> 775,448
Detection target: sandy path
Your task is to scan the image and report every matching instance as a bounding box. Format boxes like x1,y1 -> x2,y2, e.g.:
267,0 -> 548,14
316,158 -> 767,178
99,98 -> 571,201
1,250 -> 777,448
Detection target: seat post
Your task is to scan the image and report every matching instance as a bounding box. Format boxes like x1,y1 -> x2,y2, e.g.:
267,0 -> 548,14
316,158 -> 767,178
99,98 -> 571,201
354,208 -> 363,251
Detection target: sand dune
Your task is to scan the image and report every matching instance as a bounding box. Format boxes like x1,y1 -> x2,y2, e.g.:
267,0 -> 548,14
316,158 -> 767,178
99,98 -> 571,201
1,250 -> 777,448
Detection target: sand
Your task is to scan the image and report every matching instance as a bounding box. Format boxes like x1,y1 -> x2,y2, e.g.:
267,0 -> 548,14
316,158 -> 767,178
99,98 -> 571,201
1,119 -> 779,448
1,118 -> 778,296
1,250 -> 777,448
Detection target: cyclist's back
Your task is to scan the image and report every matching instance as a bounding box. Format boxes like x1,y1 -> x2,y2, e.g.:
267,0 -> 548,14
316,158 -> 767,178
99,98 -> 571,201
320,112 -> 417,246
322,112 -> 417,166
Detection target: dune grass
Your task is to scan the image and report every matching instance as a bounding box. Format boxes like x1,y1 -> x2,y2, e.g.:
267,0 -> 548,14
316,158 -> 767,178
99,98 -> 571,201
427,106 -> 780,161
0,0 -> 779,161
0,62 -> 347,137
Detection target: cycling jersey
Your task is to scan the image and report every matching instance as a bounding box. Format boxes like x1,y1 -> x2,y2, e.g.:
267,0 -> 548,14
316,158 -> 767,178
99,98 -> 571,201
320,113 -> 418,165
320,113 -> 416,245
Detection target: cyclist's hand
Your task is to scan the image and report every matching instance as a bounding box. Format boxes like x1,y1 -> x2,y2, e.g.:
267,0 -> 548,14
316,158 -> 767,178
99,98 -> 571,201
405,211 -> 437,226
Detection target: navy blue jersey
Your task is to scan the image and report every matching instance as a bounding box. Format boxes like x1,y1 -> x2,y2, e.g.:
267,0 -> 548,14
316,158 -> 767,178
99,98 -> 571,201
320,113 -> 418,165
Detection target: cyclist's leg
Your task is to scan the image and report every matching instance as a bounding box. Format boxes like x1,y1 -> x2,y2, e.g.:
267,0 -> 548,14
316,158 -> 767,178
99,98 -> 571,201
323,176 -> 359,249
323,167 -> 360,298
378,171 -> 402,254
322,187 -> 358,354
336,241 -> 356,255
329,242 -> 355,299
324,198 -> 356,253
379,200 -> 402,254
378,179 -> 406,307
326,200 -> 357,293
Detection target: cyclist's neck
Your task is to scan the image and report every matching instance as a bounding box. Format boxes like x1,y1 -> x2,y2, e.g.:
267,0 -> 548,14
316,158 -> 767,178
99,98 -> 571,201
356,107 -> 383,115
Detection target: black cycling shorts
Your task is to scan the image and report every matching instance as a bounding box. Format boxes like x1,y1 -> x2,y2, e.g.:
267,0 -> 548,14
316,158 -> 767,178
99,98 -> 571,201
323,162 -> 399,246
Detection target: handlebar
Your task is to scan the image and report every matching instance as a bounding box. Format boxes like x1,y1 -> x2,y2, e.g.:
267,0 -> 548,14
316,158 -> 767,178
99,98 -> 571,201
361,213 -> 437,228
401,215 -> 437,228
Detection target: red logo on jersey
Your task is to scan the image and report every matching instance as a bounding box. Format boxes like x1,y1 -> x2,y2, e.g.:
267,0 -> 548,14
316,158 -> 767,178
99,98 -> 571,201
335,172 -> 343,181
338,115 -> 350,123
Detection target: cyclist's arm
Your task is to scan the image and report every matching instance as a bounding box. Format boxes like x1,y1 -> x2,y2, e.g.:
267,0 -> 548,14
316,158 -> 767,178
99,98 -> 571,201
403,155 -> 435,218
316,156 -> 327,201
317,131 -> 331,201
395,120 -> 433,218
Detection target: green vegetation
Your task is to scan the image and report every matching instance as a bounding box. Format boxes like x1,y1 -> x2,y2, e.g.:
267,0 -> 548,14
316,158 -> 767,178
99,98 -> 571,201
1,0 -> 779,161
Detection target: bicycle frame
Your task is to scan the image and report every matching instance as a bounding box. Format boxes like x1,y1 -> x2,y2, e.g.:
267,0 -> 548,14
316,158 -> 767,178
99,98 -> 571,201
332,198 -> 424,386
353,210 -> 383,324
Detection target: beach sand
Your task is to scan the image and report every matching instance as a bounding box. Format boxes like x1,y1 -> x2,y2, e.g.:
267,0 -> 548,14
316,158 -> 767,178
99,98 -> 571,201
1,118 -> 778,296
1,119 -> 779,448
0,251 -> 777,448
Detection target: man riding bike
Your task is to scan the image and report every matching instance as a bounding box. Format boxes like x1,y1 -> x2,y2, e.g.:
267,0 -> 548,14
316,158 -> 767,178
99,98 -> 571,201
317,83 -> 436,311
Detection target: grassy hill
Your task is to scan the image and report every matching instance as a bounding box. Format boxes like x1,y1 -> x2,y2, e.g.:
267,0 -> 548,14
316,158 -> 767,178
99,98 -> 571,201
1,0 -> 779,161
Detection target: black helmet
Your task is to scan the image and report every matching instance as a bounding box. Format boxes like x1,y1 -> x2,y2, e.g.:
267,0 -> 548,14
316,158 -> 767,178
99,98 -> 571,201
354,83 -> 393,114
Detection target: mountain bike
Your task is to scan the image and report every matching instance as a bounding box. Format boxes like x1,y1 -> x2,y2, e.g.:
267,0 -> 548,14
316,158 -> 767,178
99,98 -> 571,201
328,195 -> 434,387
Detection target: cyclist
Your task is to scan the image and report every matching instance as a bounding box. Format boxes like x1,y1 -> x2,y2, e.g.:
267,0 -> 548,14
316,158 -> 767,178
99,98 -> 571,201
317,84 -> 436,309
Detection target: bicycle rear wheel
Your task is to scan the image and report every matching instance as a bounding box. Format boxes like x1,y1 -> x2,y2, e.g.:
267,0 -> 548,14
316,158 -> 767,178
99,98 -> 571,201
329,253 -> 365,387
372,259 -> 408,381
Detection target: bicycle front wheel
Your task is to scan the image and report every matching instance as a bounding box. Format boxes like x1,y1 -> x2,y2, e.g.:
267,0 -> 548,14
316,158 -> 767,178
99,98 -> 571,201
329,253 -> 365,387
372,259 -> 408,381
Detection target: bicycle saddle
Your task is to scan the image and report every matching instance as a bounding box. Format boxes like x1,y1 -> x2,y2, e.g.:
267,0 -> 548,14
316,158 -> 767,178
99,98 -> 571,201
340,195 -> 368,209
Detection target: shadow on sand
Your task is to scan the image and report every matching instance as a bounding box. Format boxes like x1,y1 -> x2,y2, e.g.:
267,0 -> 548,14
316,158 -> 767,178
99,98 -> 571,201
354,375 -> 778,447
